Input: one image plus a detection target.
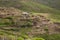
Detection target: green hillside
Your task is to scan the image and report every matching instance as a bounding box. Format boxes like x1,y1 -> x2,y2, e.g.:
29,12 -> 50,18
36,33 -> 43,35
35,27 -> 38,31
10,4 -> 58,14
32,0 -> 60,10
0,0 -> 60,40
0,0 -> 60,13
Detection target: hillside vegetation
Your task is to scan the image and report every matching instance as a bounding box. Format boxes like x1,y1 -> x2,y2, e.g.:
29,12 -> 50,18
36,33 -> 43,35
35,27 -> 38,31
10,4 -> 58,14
0,0 -> 60,40
0,7 -> 60,40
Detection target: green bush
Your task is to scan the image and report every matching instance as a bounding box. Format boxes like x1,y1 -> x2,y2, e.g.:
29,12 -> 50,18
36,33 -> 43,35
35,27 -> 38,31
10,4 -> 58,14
5,17 -> 12,20
32,37 -> 45,40
17,37 -> 24,40
21,35 -> 29,39
15,19 -> 33,27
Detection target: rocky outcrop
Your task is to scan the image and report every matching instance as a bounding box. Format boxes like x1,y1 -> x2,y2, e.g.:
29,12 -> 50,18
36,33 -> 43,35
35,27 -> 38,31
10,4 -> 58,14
26,14 -> 60,35
0,7 -> 21,18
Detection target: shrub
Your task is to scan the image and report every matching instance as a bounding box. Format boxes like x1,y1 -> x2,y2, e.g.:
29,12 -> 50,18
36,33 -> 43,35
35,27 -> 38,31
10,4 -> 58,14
5,17 -> 12,20
21,35 -> 29,39
15,19 -> 33,27
17,37 -> 24,40
32,37 -> 45,40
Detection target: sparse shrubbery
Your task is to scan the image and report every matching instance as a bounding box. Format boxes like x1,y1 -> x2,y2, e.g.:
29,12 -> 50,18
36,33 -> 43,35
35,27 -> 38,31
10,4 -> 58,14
15,19 -> 33,27
20,22 -> 33,27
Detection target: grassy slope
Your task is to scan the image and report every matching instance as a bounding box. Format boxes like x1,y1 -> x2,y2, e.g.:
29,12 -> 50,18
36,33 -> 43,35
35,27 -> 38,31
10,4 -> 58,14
0,0 -> 60,13
19,1 -> 60,22
32,0 -> 60,10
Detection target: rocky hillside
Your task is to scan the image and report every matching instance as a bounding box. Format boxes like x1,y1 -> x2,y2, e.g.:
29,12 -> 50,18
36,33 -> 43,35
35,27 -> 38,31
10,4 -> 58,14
0,0 -> 60,40
0,7 -> 60,38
